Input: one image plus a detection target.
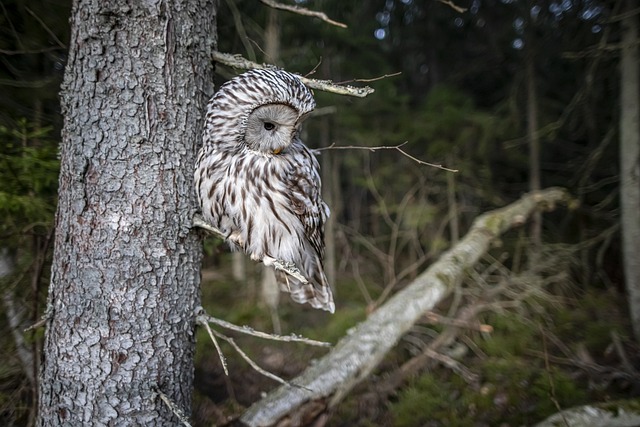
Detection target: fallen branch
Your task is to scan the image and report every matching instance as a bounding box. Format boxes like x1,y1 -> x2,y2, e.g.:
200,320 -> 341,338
212,51 -> 375,98
533,398 -> 640,427
241,187 -> 571,426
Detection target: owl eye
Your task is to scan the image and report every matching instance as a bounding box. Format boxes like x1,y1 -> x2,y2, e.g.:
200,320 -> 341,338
263,122 -> 276,131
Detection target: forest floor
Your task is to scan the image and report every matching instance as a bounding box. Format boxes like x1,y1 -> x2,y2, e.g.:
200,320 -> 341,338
192,252 -> 639,427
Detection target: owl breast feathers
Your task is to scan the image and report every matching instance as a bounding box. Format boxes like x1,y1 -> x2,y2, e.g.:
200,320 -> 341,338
194,68 -> 334,313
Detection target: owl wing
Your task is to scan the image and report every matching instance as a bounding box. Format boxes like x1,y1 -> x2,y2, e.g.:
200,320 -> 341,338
280,143 -> 334,312
286,145 -> 328,259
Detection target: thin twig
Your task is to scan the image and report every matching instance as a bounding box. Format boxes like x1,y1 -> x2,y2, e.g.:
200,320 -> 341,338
154,387 -> 192,427
424,311 -> 493,333
196,312 -> 291,386
540,325 -> 571,427
304,56 -> 322,78
24,7 -> 66,49
316,142 -> 459,172
212,51 -> 375,98
199,317 -> 229,376
196,308 -> 331,347
24,308 -> 52,332
526,350 -> 638,381
610,331 -> 638,375
215,331 -> 293,387
437,0 -> 468,13
258,0 -> 347,28
336,71 -> 402,84
421,347 -> 478,383
224,0 -> 257,61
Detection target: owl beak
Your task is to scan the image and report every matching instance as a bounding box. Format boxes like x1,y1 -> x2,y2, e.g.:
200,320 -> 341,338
272,147 -> 283,155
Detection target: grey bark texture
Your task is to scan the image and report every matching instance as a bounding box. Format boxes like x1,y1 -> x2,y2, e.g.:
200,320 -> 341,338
37,0 -> 216,425
241,187 -> 570,427
619,0 -> 640,342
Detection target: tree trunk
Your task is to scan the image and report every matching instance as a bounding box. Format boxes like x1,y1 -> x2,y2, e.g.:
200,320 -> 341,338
526,41 -> 542,260
37,0 -> 215,424
619,0 -> 640,342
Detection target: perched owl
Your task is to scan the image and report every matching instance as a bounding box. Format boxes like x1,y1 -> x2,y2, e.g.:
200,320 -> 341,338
195,69 -> 334,313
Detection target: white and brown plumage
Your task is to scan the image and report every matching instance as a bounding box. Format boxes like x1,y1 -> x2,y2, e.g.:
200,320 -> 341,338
194,69 -> 334,312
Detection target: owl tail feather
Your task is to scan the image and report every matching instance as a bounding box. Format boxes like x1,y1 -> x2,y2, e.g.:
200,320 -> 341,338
276,257 -> 334,313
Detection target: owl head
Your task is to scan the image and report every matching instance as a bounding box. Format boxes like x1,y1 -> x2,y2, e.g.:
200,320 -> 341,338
205,69 -> 316,155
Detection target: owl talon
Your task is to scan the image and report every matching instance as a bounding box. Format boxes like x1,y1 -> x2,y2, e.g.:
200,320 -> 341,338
271,259 -> 309,284
228,231 -> 245,247
193,214 -> 225,238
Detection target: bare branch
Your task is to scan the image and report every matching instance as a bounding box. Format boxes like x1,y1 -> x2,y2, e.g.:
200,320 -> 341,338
420,347 -> 478,383
24,6 -> 66,49
212,51 -> 375,98
258,0 -> 347,28
316,142 -> 459,172
154,387 -> 192,427
196,307 -> 325,395
335,71 -> 402,84
196,308 -> 331,347
195,310 -> 301,387
198,316 -> 229,376
223,0 -> 257,61
437,0 -> 468,13
215,331 -> 292,387
424,311 -> 493,333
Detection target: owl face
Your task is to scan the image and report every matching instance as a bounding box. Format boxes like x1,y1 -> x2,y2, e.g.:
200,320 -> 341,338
244,103 -> 301,155
202,69 -> 316,153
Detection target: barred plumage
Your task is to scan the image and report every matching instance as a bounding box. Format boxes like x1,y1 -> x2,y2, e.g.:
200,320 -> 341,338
195,69 -> 334,312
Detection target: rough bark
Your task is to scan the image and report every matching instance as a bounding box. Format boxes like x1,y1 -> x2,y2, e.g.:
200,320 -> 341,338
37,0 -> 215,425
241,187 -> 570,427
619,0 -> 640,342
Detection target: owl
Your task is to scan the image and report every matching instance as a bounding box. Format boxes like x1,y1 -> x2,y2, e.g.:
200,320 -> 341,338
194,68 -> 334,313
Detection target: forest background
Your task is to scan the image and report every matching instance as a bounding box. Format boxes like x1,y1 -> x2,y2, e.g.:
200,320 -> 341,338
1,0 -> 638,426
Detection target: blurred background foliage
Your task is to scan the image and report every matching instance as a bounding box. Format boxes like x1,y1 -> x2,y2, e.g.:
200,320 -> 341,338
1,0 -> 638,425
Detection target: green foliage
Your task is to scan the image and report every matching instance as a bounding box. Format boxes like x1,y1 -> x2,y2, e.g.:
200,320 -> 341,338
391,374 -> 469,427
479,312 -> 538,357
0,119 -> 59,236
390,342 -> 589,426
553,289 -> 628,352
